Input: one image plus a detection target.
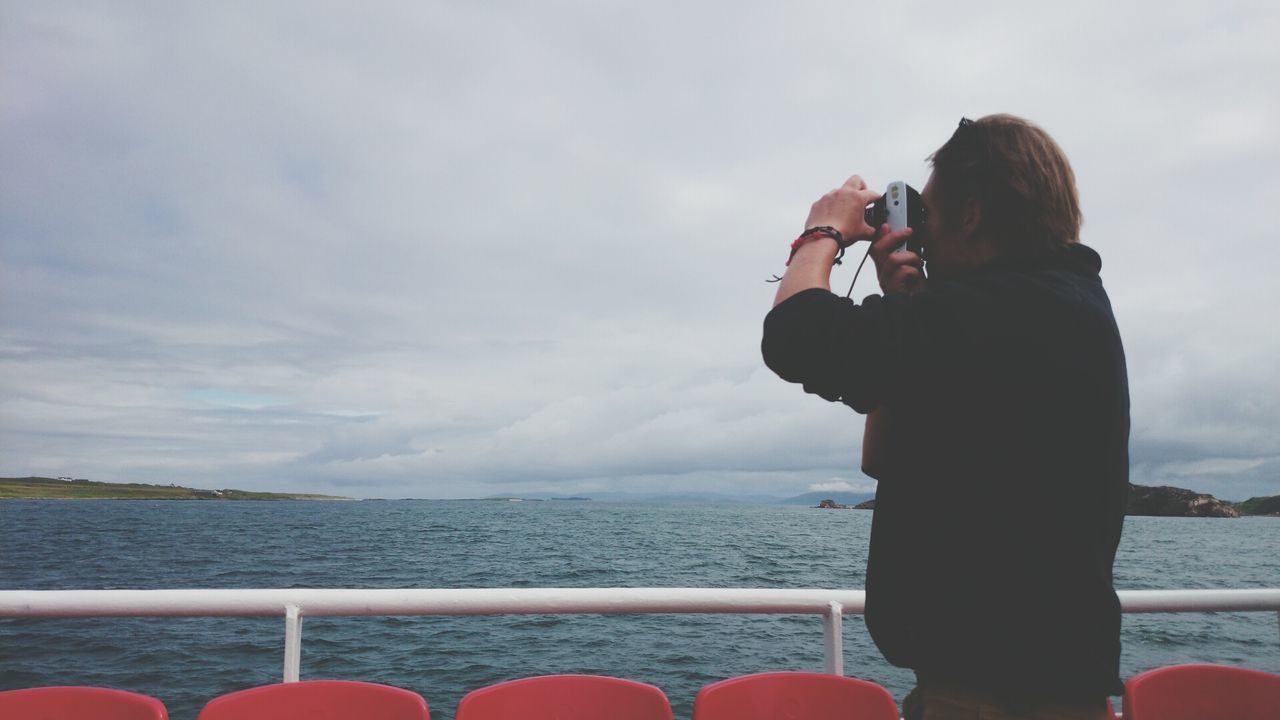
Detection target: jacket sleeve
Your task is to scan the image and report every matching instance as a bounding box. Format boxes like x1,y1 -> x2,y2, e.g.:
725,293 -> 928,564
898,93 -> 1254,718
761,288 -> 901,413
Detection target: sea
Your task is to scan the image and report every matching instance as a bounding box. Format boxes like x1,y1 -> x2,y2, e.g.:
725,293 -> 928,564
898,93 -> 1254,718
1,500 -> 1277,720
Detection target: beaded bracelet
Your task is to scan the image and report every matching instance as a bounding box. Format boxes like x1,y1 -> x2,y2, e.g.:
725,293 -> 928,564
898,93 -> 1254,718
786,225 -> 848,266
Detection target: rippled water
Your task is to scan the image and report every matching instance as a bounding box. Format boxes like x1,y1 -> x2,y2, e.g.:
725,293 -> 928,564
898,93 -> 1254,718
2,500 -> 1277,719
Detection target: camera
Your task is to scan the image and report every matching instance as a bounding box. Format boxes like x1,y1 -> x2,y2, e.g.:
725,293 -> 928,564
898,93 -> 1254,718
864,181 -> 927,255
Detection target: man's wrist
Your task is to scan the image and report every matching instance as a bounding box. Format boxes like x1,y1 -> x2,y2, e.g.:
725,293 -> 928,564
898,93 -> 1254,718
786,227 -> 846,266
772,236 -> 837,307
790,236 -> 840,264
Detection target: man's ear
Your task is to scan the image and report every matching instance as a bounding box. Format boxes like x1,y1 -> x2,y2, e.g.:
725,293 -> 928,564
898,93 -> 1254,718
958,199 -> 983,242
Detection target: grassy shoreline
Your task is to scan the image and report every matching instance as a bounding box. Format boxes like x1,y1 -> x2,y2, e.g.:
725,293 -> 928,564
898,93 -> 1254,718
0,476 -> 350,501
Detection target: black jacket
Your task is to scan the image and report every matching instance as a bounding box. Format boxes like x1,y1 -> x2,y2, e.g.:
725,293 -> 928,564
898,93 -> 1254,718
762,244 -> 1129,699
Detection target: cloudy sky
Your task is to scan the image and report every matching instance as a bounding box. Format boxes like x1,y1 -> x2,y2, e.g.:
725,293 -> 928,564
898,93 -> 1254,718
2,1 -> 1278,500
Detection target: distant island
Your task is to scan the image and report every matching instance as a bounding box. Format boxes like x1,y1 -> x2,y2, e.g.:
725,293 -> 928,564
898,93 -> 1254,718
0,476 -> 350,501
1125,484 -> 1277,518
818,483 -> 1279,518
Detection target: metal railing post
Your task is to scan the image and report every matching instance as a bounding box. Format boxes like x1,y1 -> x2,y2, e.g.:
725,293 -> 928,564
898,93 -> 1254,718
823,600 -> 843,675
283,604 -> 303,683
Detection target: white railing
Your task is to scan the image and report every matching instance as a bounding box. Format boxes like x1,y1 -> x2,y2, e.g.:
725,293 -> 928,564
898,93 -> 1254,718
2,588 -> 1278,683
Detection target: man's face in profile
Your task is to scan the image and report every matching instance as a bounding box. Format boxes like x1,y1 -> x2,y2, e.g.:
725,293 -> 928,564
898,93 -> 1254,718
916,171 -> 990,281
918,173 -> 954,278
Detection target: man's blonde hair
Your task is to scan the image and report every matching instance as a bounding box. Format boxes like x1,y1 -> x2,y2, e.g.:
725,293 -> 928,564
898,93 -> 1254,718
928,114 -> 1082,256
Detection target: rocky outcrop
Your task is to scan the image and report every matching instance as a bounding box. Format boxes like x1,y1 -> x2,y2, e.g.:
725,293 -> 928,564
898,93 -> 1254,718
854,499 -> 876,510
816,498 -> 849,509
1127,484 -> 1239,518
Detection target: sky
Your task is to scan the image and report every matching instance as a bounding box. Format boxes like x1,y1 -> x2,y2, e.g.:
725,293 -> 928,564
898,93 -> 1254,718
2,1 -> 1278,501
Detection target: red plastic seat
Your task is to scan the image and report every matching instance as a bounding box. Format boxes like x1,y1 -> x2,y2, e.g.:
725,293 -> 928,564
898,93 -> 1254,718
693,671 -> 899,720
195,680 -> 428,720
0,686 -> 168,720
1122,663 -> 1280,720
456,675 -> 673,720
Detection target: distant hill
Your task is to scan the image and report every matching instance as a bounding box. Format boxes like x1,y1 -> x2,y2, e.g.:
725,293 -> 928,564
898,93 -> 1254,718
1126,485 -> 1280,518
0,476 -> 350,501
476,491 -> 593,499
1235,495 -> 1280,516
1128,484 -> 1239,517
556,491 -> 789,505
464,490 -> 877,506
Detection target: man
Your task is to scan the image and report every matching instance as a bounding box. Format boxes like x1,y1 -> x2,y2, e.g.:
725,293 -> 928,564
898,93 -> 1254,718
762,115 -> 1129,719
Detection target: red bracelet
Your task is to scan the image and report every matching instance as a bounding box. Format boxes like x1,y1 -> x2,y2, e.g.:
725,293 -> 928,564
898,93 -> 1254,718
786,226 -> 847,266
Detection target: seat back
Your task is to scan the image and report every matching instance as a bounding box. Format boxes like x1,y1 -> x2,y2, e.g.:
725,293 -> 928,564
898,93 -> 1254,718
0,686 -> 168,720
196,680 -> 428,720
456,674 -> 673,720
693,671 -> 899,720
1123,663 -> 1280,720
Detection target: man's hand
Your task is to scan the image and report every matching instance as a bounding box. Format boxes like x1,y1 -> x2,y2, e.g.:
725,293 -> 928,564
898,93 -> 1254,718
803,175 -> 881,243
772,174 -> 884,308
870,225 -> 926,295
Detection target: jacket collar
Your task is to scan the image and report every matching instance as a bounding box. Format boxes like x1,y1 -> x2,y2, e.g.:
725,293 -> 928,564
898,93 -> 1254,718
978,242 -> 1102,276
